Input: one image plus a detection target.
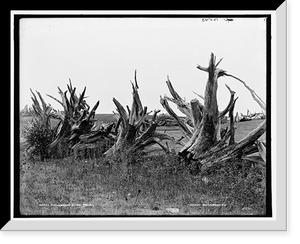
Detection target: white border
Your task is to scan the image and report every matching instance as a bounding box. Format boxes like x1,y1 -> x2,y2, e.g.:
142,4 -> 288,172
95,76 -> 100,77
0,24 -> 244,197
9,10 -> 279,15
271,5 -> 278,221
10,9 -> 15,223
5,5 -> 287,230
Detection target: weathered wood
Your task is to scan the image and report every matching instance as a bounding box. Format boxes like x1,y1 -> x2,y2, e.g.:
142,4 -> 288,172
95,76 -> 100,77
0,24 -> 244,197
219,84 -> 236,118
199,120 -> 266,171
104,70 -> 177,161
224,73 -> 266,112
164,77 -> 193,119
160,96 -> 193,139
229,97 -> 238,145
161,54 -> 239,159
161,53 -> 267,174
190,53 -> 225,155
257,140 -> 266,163
47,81 -> 114,157
190,99 -> 203,128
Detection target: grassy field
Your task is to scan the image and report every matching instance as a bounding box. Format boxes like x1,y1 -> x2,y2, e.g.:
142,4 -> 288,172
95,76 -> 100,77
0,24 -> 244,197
19,115 -> 266,216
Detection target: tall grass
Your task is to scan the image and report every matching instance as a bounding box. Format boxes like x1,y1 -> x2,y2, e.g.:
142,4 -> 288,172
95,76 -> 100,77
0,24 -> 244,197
20,147 -> 266,216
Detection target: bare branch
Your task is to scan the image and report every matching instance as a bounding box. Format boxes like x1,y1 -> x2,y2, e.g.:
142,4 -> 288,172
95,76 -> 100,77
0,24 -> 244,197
218,84 -> 236,118
190,99 -> 203,128
134,106 -> 148,128
164,77 -> 192,118
112,97 -> 129,129
192,91 -> 205,100
224,83 -> 234,93
151,109 -> 160,122
46,94 -> 64,107
87,100 -> 100,121
134,69 -> 139,89
166,76 -> 183,102
160,96 -> 193,139
196,64 -> 209,72
225,73 -> 266,112
257,140 -> 266,163
126,105 -> 131,116
235,120 -> 266,149
229,97 -> 238,145
36,91 -> 47,112
215,57 -> 223,68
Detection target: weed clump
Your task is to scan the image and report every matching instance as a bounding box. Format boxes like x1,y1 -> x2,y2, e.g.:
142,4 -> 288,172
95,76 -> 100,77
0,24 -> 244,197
22,121 -> 56,161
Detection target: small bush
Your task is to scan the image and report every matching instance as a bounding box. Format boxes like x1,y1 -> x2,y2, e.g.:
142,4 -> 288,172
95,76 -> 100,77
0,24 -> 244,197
22,121 -> 56,161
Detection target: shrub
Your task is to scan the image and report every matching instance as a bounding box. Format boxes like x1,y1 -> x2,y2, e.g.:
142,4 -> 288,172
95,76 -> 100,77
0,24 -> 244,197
22,121 -> 56,161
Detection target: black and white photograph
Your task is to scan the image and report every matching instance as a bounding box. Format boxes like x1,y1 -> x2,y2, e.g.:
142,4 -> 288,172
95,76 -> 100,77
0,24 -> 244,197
5,6 -> 287,231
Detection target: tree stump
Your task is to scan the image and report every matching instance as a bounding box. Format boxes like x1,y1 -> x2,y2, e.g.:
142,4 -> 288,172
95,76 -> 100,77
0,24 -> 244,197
160,53 -> 266,174
104,70 -> 181,162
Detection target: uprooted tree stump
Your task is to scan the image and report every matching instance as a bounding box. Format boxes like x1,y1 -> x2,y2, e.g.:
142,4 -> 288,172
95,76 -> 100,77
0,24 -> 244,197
104,70 -> 181,163
160,53 -> 266,175
47,80 -> 116,158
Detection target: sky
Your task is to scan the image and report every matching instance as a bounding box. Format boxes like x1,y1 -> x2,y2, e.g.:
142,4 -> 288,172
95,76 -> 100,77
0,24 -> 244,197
19,17 -> 267,115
